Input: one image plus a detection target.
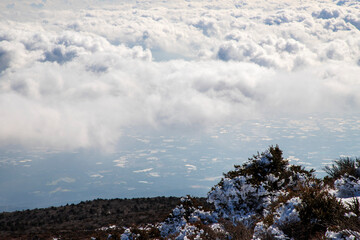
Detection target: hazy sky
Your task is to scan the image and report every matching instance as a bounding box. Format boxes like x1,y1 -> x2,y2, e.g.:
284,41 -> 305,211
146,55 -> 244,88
1,0 -> 360,210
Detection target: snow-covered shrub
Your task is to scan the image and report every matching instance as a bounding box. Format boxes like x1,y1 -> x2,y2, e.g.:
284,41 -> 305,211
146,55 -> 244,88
273,197 -> 302,226
253,184 -> 349,240
324,157 -> 360,181
157,149 -> 360,240
120,228 -> 133,240
253,197 -> 302,239
159,196 -> 217,239
159,204 -> 187,237
334,174 -> 360,198
345,197 -> 360,218
208,146 -> 315,227
253,222 -> 289,240
325,229 -> 360,240
295,184 -> 346,239
323,157 -> 360,237
207,174 -> 268,225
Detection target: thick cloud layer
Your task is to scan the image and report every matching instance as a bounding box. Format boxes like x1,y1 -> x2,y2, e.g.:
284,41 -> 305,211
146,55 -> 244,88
0,0 -> 360,150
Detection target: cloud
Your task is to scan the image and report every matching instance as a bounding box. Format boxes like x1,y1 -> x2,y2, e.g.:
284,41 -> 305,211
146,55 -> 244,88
90,174 -> 103,178
148,172 -> 160,177
19,159 -> 32,163
185,164 -> 197,172
133,168 -> 153,173
47,177 -> 76,185
138,180 -> 153,184
113,157 -> 128,168
201,176 -> 222,181
30,2 -> 44,9
0,0 -> 359,151
49,187 -> 71,194
312,8 -> 341,19
6,3 -> 15,9
190,185 -> 210,189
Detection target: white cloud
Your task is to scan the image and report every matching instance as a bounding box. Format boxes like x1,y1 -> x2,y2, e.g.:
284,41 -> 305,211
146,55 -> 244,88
201,176 -> 222,181
47,177 -> 76,186
49,187 -> 71,194
288,156 -> 300,162
90,174 -> 104,178
185,164 -> 197,172
113,157 -> 128,167
19,159 -> 32,163
133,168 -> 153,173
190,185 -> 210,189
148,172 -> 160,177
147,157 -> 159,161
138,180 -> 153,184
0,0 -> 359,151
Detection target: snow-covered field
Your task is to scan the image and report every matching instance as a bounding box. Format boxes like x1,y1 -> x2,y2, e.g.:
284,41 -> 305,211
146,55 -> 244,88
0,0 -> 360,210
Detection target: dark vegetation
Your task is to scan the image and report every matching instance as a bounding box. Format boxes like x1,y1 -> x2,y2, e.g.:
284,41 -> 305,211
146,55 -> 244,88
324,157 -> 360,180
0,197 -> 209,239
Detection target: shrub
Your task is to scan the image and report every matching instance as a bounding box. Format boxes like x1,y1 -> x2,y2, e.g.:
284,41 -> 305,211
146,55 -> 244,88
208,145 -> 316,226
159,196 -> 217,238
296,185 -> 346,239
334,175 -> 360,198
324,157 -> 360,180
324,157 -> 360,198
253,184 -> 348,240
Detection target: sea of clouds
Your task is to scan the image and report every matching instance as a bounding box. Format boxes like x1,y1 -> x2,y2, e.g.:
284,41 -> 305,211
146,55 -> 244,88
0,0 -> 360,150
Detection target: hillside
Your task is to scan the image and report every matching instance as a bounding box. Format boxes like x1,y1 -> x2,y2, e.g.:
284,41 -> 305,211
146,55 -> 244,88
0,197 -> 210,239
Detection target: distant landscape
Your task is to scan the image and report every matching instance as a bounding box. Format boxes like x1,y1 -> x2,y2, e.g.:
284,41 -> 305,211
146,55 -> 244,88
1,0 -> 360,239
1,146 -> 360,239
1,0 -> 360,211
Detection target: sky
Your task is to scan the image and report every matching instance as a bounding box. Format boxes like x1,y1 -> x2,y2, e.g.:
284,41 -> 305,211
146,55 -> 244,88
0,0 -> 360,211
